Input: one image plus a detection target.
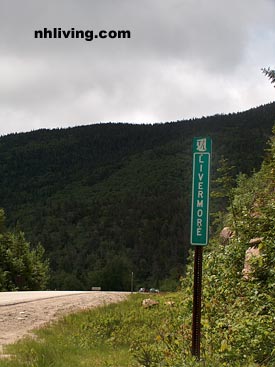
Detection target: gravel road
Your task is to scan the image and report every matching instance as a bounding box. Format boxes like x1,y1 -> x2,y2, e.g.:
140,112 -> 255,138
0,291 -> 129,352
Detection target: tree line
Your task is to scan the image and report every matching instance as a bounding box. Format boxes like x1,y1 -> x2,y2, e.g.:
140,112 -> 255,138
0,102 -> 275,290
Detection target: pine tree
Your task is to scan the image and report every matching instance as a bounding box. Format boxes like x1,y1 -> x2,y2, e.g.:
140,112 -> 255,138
0,209 -> 49,291
262,67 -> 275,87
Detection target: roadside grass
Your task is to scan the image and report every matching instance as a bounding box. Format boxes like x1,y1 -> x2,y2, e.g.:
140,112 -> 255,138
0,293 -> 180,367
0,284 -> 271,366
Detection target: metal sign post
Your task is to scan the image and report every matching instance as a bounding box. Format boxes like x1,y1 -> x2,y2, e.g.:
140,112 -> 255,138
131,272 -> 134,294
190,137 -> 212,360
192,246 -> 203,358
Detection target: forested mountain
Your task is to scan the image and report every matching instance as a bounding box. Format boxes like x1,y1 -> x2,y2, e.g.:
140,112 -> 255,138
0,102 -> 275,290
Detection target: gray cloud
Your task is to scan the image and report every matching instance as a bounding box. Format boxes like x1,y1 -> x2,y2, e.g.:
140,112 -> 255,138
0,0 -> 275,135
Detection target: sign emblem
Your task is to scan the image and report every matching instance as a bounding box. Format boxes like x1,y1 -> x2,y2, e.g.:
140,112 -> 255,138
196,138 -> 207,152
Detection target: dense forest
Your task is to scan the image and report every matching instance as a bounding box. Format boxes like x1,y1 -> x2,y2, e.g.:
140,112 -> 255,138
0,102 -> 275,290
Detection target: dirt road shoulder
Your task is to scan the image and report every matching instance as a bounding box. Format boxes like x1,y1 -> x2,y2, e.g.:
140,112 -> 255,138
0,291 -> 129,351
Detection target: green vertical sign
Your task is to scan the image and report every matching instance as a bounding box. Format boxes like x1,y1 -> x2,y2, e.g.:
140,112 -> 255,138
191,137 -> 212,246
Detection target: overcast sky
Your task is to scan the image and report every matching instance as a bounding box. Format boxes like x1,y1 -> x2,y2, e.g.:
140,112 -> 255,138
0,0 -> 275,136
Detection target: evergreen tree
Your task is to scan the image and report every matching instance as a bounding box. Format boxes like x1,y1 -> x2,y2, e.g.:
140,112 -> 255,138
211,156 -> 236,233
262,67 -> 275,87
0,209 -> 49,291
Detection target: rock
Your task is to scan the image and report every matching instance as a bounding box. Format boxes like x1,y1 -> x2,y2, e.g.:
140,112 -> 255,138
0,354 -> 14,360
164,301 -> 175,307
249,237 -> 264,245
142,298 -> 159,308
242,246 -> 261,280
220,227 -> 234,245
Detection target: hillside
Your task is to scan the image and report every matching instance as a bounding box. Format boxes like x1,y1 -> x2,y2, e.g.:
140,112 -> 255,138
0,102 -> 275,290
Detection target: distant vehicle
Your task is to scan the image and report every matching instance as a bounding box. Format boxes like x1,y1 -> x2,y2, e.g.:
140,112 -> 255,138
149,288 -> 159,293
139,287 -> 159,293
139,287 -> 147,293
91,287 -> 101,291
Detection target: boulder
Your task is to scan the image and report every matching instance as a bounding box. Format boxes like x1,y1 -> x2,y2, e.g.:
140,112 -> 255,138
242,246 -> 261,280
220,227 -> 234,245
249,237 -> 264,246
142,298 -> 159,308
164,301 -> 175,307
